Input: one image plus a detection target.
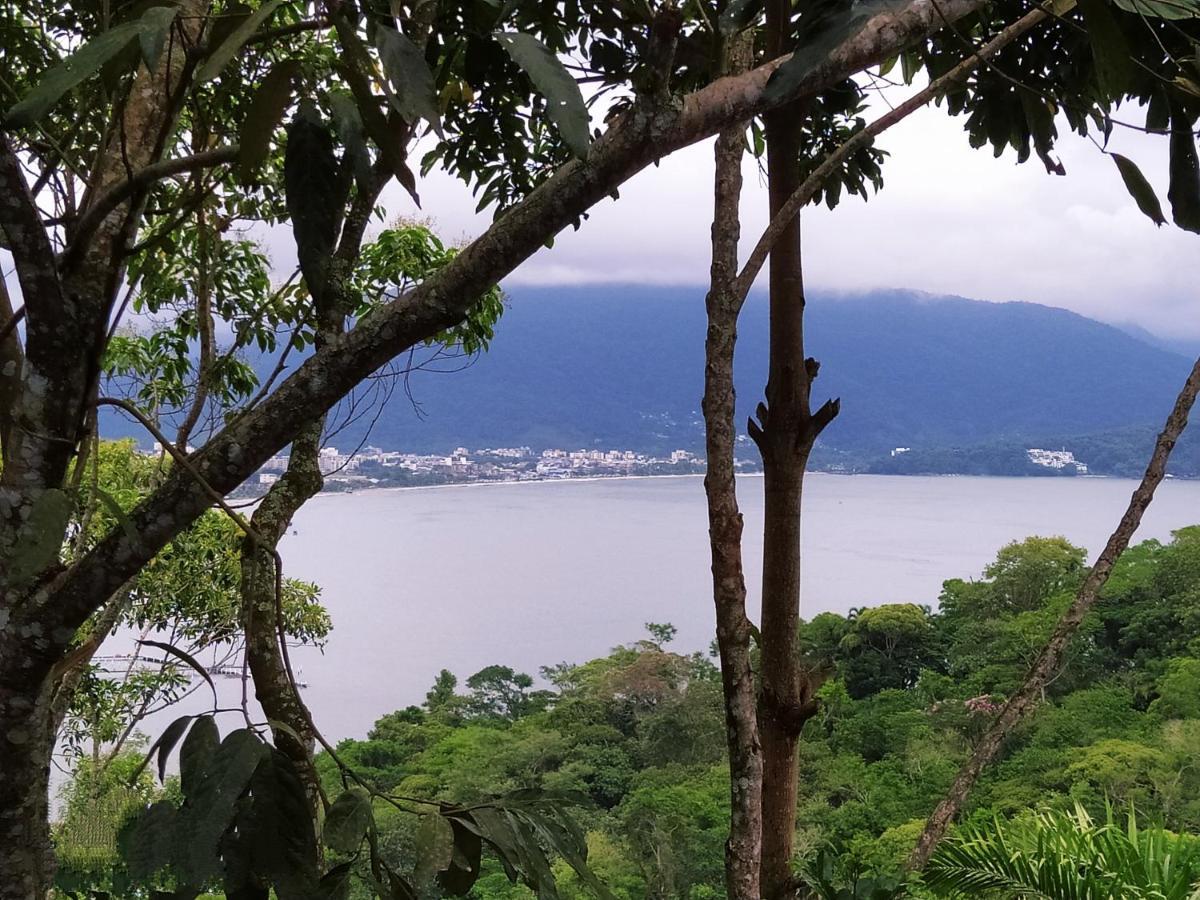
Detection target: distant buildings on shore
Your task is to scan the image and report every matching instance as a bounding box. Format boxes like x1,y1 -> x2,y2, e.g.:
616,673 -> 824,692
248,443 -> 1097,493
1026,448 -> 1089,474
251,445 -> 707,491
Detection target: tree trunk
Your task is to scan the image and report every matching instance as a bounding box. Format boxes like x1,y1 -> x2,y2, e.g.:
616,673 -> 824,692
0,629 -> 58,897
755,111 -> 824,898
240,419 -> 326,817
702,34 -> 762,900
908,354 -> 1200,869
754,7 -> 840,893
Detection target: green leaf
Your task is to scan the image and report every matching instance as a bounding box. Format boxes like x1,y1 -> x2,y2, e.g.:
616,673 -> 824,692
244,749 -> 321,892
178,729 -> 269,884
763,0 -> 907,107
1146,87 -> 1171,132
1109,0 -> 1199,19
138,639 -> 217,700
207,3 -> 251,50
438,818 -> 483,895
328,90 -> 374,192
374,25 -> 442,137
265,717 -> 306,748
332,22 -> 420,203
5,22 -> 142,127
494,32 -> 590,159
322,787 -> 373,854
138,6 -> 178,70
1168,107 -> 1200,233
1079,0 -> 1134,100
195,0 -> 282,83
285,102 -> 341,299
1111,153 -> 1166,226
155,714 -> 193,781
129,714 -> 192,784
118,799 -> 180,880
414,813 -> 456,885
238,59 -> 299,182
317,863 -> 354,900
180,715 -> 220,797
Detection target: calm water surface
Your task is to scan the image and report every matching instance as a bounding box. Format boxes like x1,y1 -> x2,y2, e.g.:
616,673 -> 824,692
269,473 -> 1200,741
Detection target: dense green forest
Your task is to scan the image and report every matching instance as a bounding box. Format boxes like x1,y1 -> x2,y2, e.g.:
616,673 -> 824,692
57,527 -> 1200,896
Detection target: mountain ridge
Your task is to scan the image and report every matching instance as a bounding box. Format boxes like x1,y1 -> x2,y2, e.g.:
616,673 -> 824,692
103,286 -> 1199,476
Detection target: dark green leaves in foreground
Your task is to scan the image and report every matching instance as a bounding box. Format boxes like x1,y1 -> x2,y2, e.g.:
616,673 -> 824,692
4,20 -> 145,127
1168,106 -> 1200,232
285,103 -> 342,300
375,25 -> 442,138
3,0 -> 283,126
195,0 -> 282,83
762,0 -> 907,107
1112,153 -> 1168,226
323,786 -> 373,854
1110,0 -> 1200,19
238,59 -> 300,182
495,32 -> 591,159
118,715 -> 611,899
1109,120 -> 1200,233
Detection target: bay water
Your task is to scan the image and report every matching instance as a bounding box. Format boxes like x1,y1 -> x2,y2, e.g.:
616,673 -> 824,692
272,473 -> 1200,741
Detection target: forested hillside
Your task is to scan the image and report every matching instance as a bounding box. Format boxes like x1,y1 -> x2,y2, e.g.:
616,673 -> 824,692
58,528 -> 1200,896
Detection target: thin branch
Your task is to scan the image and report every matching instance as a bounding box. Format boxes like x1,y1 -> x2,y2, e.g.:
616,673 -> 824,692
246,17 -> 329,44
63,147 -> 239,266
0,133 -> 66,321
731,0 -> 1070,304
909,353 -> 1200,869
0,303 -> 25,352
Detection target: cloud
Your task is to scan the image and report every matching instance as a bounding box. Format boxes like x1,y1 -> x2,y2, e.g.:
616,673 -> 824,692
221,82 -> 1200,343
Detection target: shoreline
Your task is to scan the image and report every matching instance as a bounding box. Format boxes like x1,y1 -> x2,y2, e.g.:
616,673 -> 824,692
301,468 -> 1182,501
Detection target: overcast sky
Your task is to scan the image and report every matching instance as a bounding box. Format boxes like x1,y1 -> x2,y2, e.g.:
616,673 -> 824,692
305,86 -> 1198,343
6,81 -> 1194,344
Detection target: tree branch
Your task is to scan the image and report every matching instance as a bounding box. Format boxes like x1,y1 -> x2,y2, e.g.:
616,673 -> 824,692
31,0 -> 992,644
730,0 -> 1069,304
0,281 -> 24,464
702,31 -> 763,900
908,352 -> 1200,869
63,147 -> 239,266
0,134 -> 66,325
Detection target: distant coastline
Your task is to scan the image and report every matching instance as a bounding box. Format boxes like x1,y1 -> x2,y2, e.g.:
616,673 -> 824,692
231,438 -> 1196,500
241,465 -> 1187,502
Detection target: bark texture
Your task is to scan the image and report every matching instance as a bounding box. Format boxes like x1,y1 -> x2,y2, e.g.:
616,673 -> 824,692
908,354 -> 1200,869
751,6 -> 838,894
702,34 -> 762,900
0,278 -> 23,462
239,173 -> 382,822
240,420 -> 325,814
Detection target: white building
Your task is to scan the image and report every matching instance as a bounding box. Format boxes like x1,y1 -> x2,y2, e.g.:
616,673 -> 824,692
1027,448 -> 1089,474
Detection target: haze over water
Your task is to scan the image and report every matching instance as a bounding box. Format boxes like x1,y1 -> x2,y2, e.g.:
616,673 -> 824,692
277,473 -> 1200,741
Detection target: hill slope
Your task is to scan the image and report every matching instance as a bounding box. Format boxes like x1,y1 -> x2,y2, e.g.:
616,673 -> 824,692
104,286 -> 1198,475
331,286 -> 1195,463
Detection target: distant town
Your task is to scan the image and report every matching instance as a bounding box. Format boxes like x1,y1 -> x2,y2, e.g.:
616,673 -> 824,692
229,442 -> 1103,496
237,445 -> 715,495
